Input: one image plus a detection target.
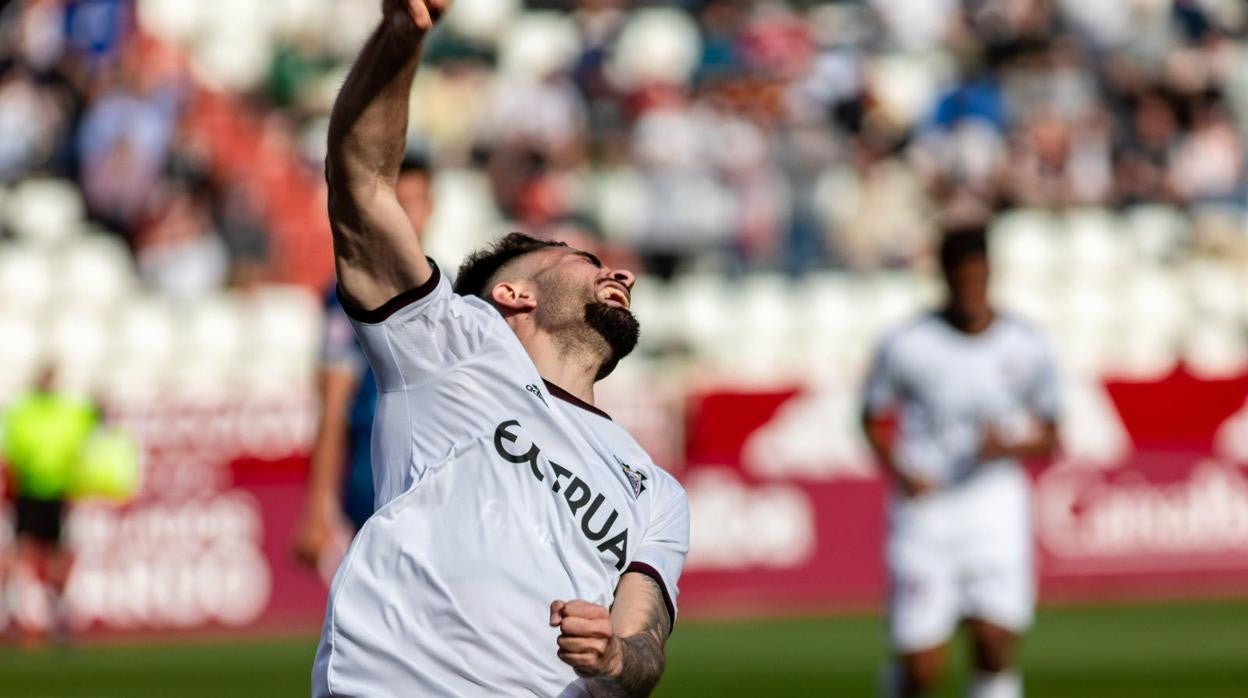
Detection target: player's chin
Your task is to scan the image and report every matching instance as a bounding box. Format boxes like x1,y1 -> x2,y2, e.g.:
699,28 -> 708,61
584,302 -> 639,379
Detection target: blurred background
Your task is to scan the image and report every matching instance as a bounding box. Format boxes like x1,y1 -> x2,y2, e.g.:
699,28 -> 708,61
2,0 -> 1248,696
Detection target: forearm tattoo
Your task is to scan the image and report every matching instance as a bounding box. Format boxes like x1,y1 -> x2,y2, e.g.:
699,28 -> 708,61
589,576 -> 671,697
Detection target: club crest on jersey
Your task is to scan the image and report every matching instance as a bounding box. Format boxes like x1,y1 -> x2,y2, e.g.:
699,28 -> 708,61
616,457 -> 647,498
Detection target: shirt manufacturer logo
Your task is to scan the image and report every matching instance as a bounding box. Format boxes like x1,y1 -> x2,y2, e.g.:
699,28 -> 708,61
525,384 -> 549,407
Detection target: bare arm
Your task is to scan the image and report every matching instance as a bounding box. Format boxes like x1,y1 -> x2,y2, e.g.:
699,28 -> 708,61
327,0 -> 447,311
550,572 -> 672,697
862,411 -> 935,498
293,366 -> 358,568
980,420 -> 1060,463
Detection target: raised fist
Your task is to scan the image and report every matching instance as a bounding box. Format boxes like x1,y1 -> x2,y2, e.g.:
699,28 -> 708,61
382,0 -> 450,44
549,600 -> 622,679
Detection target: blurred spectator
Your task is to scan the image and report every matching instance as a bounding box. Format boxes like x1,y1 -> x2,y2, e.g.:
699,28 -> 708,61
2,0 -> 1248,288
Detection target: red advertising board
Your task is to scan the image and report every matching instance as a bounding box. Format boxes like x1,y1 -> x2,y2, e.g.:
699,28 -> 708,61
676,368 -> 1248,615
7,368 -> 1248,636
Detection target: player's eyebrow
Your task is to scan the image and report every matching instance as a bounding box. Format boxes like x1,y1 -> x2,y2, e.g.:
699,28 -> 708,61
572,250 -> 603,268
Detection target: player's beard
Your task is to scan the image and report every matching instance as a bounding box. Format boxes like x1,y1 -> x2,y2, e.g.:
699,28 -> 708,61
584,302 -> 639,380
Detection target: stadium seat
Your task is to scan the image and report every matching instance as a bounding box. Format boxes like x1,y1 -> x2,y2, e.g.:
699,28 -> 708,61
499,12 -> 582,79
0,313 -> 43,403
868,52 -> 953,129
54,235 -> 137,313
136,0 -> 205,44
48,309 -> 110,398
671,273 -> 732,363
594,170 -> 650,247
4,179 -> 86,247
110,297 -> 177,377
243,286 -> 322,375
447,0 -> 521,44
1125,205 -> 1189,263
990,209 -> 1061,282
1066,208 -> 1129,277
1185,322 -> 1248,379
179,294 -> 243,369
422,169 -> 503,272
628,277 -> 681,355
607,8 -> 702,89
0,244 -> 54,316
1187,260 -> 1243,320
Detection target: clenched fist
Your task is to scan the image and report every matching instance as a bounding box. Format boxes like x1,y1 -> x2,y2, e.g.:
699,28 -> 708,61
550,600 -> 622,679
383,0 -> 450,44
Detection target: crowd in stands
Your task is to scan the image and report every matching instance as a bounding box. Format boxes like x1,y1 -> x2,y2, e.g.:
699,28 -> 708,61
2,0 -> 1247,294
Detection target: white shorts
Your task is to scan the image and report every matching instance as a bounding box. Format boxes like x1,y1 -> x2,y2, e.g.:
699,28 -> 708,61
885,466 -> 1034,653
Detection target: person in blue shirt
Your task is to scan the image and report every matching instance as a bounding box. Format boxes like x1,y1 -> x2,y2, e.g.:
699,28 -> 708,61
293,153 -> 432,574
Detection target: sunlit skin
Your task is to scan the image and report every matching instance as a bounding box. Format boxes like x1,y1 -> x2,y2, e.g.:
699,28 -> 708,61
487,247 -> 637,400
942,254 -> 994,335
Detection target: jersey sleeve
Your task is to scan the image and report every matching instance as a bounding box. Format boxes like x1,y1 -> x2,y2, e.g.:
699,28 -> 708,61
1026,333 -> 1061,422
339,261 -> 493,392
862,335 -> 901,417
626,475 -> 689,629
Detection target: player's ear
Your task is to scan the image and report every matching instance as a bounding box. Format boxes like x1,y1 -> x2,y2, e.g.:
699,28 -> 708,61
490,281 -> 538,312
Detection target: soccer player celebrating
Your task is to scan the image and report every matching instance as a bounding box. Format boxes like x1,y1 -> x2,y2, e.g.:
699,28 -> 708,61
311,3 -> 688,697
862,226 -> 1060,698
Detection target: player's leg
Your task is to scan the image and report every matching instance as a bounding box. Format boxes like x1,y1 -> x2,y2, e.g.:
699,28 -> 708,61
883,504 -> 960,697
965,618 -> 1021,697
958,471 -> 1033,698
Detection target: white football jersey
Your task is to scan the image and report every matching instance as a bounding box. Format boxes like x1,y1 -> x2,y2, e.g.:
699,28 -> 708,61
862,312 -> 1060,489
312,265 -> 689,698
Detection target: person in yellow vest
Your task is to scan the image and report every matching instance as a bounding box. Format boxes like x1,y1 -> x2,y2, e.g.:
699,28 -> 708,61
1,366 -> 98,642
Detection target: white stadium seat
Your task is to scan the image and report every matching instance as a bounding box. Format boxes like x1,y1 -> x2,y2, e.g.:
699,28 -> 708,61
671,273 -> 731,361
0,313 -> 42,403
179,294 -> 243,369
607,8 -> 702,90
448,0 -> 522,44
4,179 -> 86,246
990,209 -> 1061,281
48,309 -> 110,376
0,244 -> 54,316
1065,208 -> 1129,277
110,296 -> 177,374
243,285 -> 322,374
1125,205 -> 1189,263
1187,260 -> 1243,320
54,234 -> 136,313
1185,322 -> 1248,379
499,12 -> 582,79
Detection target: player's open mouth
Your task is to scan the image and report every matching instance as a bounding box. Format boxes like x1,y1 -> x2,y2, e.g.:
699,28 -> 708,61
599,285 -> 630,310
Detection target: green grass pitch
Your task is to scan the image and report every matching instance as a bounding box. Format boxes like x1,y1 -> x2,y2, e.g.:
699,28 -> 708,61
1,600 -> 1245,697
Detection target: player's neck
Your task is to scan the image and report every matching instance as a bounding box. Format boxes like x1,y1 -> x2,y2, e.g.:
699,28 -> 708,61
941,307 -> 995,335
513,325 -> 603,405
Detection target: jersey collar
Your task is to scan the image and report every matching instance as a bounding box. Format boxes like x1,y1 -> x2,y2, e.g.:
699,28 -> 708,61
543,380 -> 612,421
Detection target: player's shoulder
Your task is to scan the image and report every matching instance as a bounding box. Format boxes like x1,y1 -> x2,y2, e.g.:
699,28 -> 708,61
993,312 -> 1050,346
878,312 -> 946,351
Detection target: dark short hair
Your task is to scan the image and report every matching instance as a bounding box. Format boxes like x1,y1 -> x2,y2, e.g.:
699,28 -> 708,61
938,225 -> 989,271
454,233 -> 569,298
399,150 -> 431,177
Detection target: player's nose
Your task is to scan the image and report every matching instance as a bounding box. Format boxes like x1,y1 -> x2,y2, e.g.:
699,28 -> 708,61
607,268 -> 636,290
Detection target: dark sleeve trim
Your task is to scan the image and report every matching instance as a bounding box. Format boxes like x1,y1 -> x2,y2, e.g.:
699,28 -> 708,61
626,561 -> 675,633
338,261 -> 442,324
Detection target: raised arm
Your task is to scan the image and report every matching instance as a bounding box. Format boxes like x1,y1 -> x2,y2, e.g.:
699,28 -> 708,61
327,0 -> 448,311
550,572 -> 672,697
